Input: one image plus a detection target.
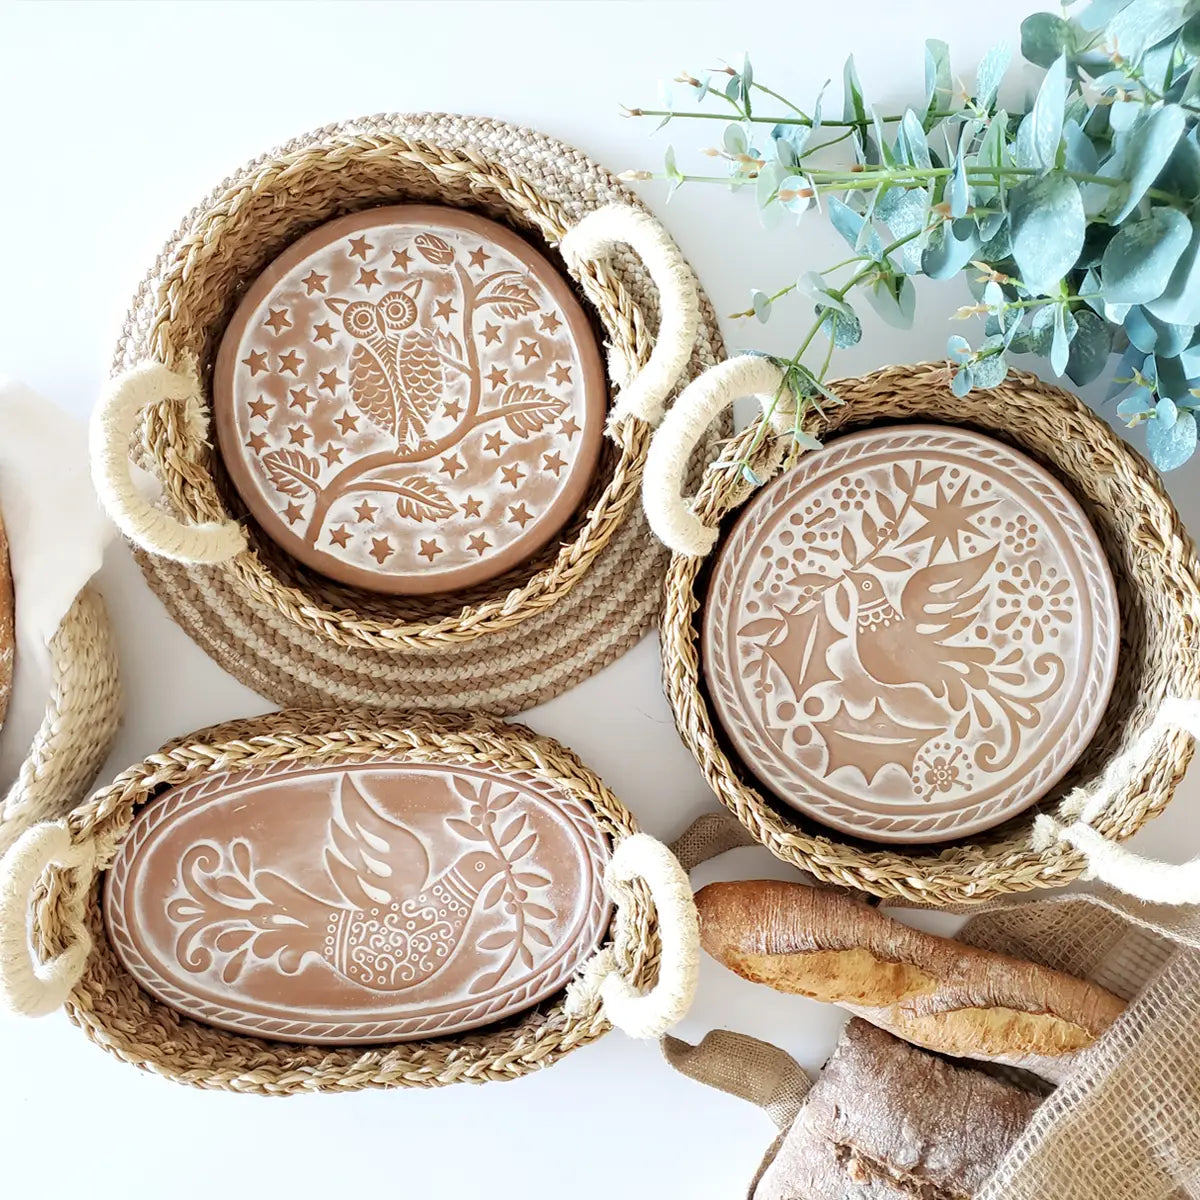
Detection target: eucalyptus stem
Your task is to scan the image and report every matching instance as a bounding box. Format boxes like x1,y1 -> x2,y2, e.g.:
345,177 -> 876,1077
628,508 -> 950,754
626,106 -> 966,128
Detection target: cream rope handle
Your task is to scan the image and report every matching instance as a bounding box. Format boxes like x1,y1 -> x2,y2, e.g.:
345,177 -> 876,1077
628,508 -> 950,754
1032,697 -> 1200,904
565,832 -> 700,1038
0,820 -> 96,1016
560,205 -> 700,428
642,354 -> 794,557
90,361 -> 247,564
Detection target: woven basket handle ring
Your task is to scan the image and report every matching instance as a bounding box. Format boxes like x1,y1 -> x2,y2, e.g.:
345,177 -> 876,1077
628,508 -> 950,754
560,205 -> 701,429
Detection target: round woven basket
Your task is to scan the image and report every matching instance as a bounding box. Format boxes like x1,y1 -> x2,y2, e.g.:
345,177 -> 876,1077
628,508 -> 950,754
109,112 -> 725,715
25,710 -> 657,1092
661,361 -> 1200,905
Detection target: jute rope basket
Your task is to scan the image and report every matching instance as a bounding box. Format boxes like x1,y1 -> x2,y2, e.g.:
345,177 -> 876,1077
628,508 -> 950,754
655,360 -> 1200,905
1,710 -> 679,1093
94,113 -> 726,714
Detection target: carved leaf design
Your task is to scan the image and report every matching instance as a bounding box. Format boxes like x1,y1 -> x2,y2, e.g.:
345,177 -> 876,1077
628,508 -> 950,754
414,231 -> 454,265
491,383 -> 567,437
506,833 -> 538,861
478,931 -> 515,951
391,474 -> 456,522
433,328 -> 465,367
738,617 -> 785,639
873,555 -> 909,571
482,277 -> 538,319
480,875 -> 507,908
764,601 -> 846,701
815,700 -> 938,783
447,817 -> 487,843
262,449 -> 321,498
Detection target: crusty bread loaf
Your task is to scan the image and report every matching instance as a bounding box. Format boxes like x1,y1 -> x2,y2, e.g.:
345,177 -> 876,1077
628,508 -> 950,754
755,1019 -> 1040,1200
697,879 -> 1126,1081
0,513 -> 13,731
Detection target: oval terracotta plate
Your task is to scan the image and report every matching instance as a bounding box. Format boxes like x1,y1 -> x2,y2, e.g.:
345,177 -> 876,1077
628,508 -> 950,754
103,756 -> 611,1043
213,205 -> 607,595
702,425 -> 1120,844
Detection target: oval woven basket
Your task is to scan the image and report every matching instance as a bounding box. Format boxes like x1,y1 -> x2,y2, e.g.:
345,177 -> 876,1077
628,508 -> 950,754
661,361 -> 1200,905
106,112 -> 726,715
20,710 -> 659,1093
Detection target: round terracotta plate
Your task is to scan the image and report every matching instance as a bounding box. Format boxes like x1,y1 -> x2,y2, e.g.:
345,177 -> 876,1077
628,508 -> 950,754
213,205 -> 607,595
702,425 -> 1120,844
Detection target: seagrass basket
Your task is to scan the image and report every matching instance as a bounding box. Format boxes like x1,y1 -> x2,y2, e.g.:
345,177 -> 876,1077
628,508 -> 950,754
659,361 -> 1200,905
98,113 -> 726,715
7,710 -> 663,1092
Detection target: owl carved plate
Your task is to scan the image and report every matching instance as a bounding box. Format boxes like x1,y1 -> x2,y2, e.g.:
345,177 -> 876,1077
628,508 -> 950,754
702,425 -> 1120,844
213,205 -> 606,595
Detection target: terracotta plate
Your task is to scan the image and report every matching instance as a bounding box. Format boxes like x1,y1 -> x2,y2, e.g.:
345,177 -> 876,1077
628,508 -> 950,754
213,205 -> 607,595
702,425 -> 1120,844
103,756 -> 611,1044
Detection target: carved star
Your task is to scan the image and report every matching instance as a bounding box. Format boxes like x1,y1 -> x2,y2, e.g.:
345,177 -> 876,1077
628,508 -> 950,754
242,349 -> 268,375
508,502 -> 533,528
354,500 -> 378,522
288,425 -> 311,446
417,538 -> 444,563
500,463 -> 525,488
468,246 -> 490,270
348,235 -> 373,260
289,386 -> 316,411
301,270 -> 327,295
278,350 -> 303,375
357,267 -> 381,290
544,451 -> 567,476
440,454 -> 466,479
246,431 -> 268,453
318,368 -> 343,393
461,495 -> 483,518
313,321 -> 335,345
334,410 -> 359,435
264,308 -> 292,335
539,311 -> 563,334
483,431 -> 507,456
283,501 -> 304,525
482,322 -> 502,345
433,297 -> 457,322
550,362 -> 573,386
329,524 -> 352,548
559,415 -> 581,440
486,365 -> 508,388
391,247 -> 412,270
467,532 -> 491,556
321,444 -> 344,466
247,395 -> 272,420
901,480 -> 998,559
517,339 -> 541,364
369,536 -> 393,564
442,398 -> 464,420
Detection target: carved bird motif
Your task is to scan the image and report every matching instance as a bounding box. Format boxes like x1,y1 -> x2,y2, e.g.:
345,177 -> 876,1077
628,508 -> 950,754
174,774 -> 505,993
328,282 -> 445,451
844,546 -> 999,710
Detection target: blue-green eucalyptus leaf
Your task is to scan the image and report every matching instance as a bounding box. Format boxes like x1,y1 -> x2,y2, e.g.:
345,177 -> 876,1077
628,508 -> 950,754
1079,268 -> 1105,315
797,271 -> 852,314
1182,11 -> 1200,54
1146,408 -> 1198,469
1008,174 -> 1085,295
947,333 -> 973,363
843,55 -> 867,126
1063,120 -> 1100,174
879,188 -> 932,273
778,174 -> 815,216
1030,55 -> 1069,169
1107,342 -> 1145,400
1065,310 -> 1113,384
1029,304 -> 1058,355
1051,304 -> 1072,375
821,307 -> 862,348
1160,130 -> 1200,198
826,196 -> 883,259
949,138 -> 970,218
1117,389 -> 1155,420
899,109 -> 932,170
950,365 -> 975,396
924,39 -> 952,129
1107,0 -> 1190,61
1143,309 -> 1193,356
1107,104 -> 1187,222
741,53 -> 754,96
1139,36 -> 1177,94
772,123 -> 811,158
751,289 -> 772,323
1015,113 -> 1039,170
970,113 -> 1009,205
723,123 -> 748,156
1100,207 -> 1192,304
975,42 -> 1011,110
1021,12 -> 1072,68
725,74 -> 742,103
870,108 -> 895,167
1078,0 -> 1137,31
1155,352 -> 1192,401
1146,216 -> 1200,325
971,340 -> 1009,387
1108,101 -> 1143,135
1123,305 -> 1160,352
864,272 -> 917,329
1157,394 -> 1179,427
921,220 -> 981,279
977,209 -> 1006,241
812,79 -> 830,129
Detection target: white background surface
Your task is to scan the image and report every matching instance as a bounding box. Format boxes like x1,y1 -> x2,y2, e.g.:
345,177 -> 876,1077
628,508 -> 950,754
2,2 -> 1198,1197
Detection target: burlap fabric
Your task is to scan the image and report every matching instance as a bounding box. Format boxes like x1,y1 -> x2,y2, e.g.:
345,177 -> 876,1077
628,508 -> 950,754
112,113 -> 726,715
660,362 -> 1200,903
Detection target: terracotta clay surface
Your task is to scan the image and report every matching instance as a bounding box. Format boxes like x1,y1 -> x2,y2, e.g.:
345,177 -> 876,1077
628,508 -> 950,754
703,425 -> 1119,844
103,756 -> 611,1043
213,205 -> 607,595
0,513 -> 11,730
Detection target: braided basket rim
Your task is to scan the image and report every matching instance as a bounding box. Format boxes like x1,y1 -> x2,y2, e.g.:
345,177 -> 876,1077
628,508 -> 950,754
661,361 -> 1200,906
41,709 -> 652,1093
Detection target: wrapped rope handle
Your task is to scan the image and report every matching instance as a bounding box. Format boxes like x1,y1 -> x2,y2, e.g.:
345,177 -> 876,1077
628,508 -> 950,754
92,206 -> 699,566
565,832 -> 699,1038
642,355 -> 792,556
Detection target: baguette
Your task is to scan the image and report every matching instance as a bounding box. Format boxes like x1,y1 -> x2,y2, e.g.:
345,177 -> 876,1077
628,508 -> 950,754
697,879 -> 1125,1081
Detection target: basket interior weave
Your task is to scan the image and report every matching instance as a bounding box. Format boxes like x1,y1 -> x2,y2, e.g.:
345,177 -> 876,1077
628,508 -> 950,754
663,362 -> 1200,905
41,711 -> 656,1092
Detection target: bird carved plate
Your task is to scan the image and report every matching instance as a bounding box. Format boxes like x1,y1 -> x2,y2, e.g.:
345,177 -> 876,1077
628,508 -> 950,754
103,756 -> 610,1043
213,205 -> 606,595
702,425 -> 1119,844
